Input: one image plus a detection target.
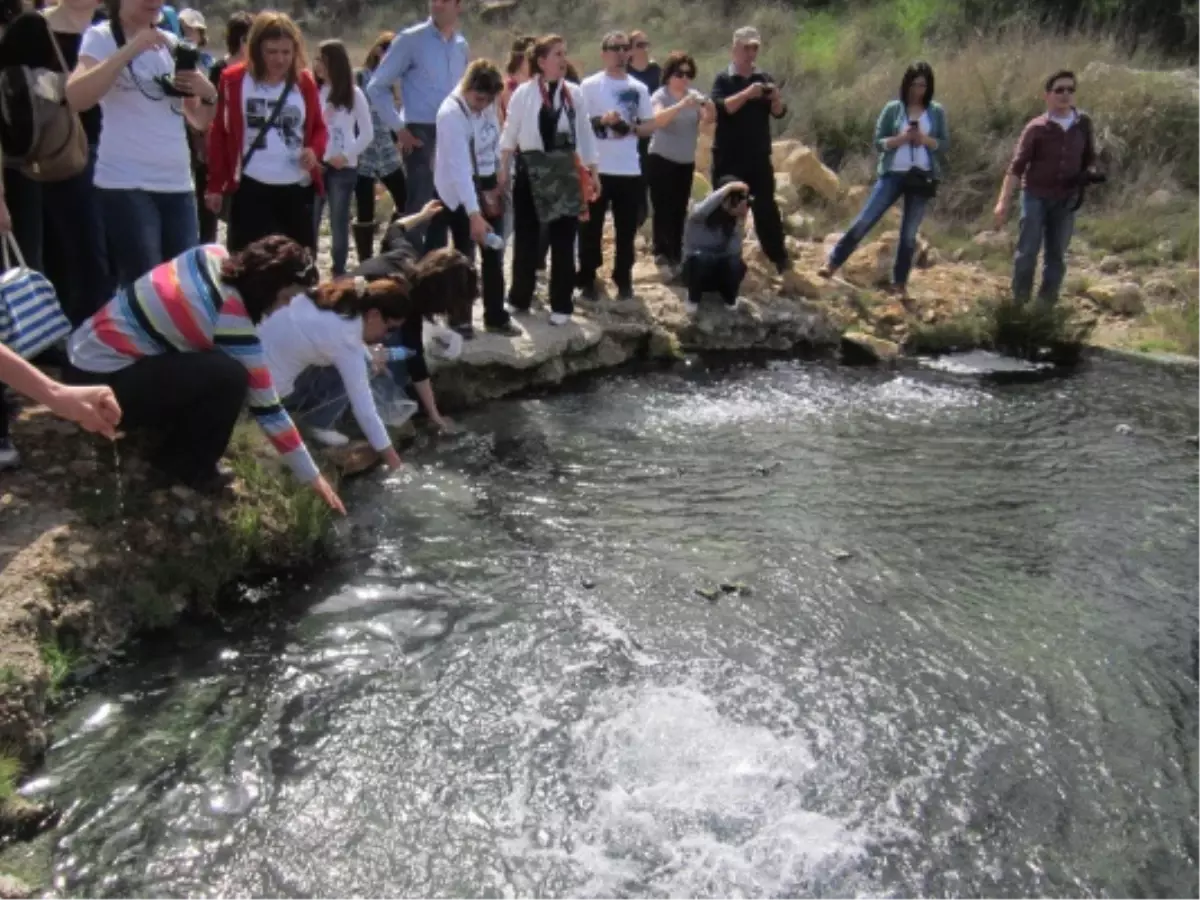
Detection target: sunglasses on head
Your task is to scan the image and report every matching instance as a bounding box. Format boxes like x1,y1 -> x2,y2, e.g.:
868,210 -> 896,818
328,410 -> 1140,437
1052,84 -> 1076,94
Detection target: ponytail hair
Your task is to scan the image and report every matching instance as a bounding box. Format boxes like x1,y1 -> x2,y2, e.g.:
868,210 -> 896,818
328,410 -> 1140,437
310,274 -> 413,321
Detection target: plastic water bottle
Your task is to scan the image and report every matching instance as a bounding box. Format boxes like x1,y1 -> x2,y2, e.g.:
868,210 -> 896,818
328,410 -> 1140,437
384,346 -> 411,363
484,232 -> 505,252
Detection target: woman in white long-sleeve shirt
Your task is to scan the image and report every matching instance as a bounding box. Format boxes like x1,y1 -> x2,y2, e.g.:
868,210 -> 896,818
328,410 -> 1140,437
259,274 -> 417,467
497,34 -> 599,326
315,40 -> 374,275
426,59 -> 521,339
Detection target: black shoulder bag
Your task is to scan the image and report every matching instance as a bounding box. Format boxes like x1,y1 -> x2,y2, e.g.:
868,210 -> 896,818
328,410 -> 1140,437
899,108 -> 939,199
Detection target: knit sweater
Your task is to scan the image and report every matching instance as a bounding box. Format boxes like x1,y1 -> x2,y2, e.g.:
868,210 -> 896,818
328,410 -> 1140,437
68,245 -> 320,483
872,100 -> 950,179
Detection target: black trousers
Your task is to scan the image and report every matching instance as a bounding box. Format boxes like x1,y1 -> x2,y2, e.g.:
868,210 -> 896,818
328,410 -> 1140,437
684,253 -> 747,305
355,167 -> 408,225
509,163 -> 577,316
0,387 -> 9,441
69,352 -> 248,483
647,154 -> 694,265
712,154 -> 787,268
636,136 -> 651,228
228,176 -> 317,253
579,173 -> 642,291
423,176 -> 509,330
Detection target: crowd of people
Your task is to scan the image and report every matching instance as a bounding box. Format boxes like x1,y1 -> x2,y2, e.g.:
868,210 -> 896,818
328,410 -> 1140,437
0,0 -> 1102,517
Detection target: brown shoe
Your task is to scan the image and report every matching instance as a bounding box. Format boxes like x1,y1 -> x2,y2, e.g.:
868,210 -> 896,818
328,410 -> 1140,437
817,263 -> 836,279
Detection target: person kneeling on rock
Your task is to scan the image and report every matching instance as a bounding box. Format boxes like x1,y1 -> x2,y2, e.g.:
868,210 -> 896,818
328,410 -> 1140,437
258,274 -> 425,469
680,176 -> 750,313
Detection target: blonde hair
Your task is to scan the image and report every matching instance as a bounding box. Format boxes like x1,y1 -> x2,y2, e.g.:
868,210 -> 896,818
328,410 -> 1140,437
457,58 -> 503,97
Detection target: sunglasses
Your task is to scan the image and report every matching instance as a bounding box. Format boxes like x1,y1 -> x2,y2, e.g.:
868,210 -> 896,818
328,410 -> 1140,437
605,43 -> 631,52
1052,85 -> 1077,94
674,70 -> 696,79
634,41 -> 649,49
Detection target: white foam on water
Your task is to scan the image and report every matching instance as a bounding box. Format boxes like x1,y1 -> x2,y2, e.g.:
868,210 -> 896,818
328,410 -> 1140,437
919,350 -> 1053,375
503,683 -> 873,898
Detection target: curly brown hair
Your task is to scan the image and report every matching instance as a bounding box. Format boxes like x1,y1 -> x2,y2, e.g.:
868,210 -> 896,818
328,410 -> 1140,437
661,50 -> 697,83
410,248 -> 477,325
220,236 -> 316,324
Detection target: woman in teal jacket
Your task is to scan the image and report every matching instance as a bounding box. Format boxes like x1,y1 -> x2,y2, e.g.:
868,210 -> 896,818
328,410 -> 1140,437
819,61 -> 948,299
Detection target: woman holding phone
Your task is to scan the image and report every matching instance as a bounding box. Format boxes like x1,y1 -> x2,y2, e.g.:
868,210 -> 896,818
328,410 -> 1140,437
818,61 -> 948,300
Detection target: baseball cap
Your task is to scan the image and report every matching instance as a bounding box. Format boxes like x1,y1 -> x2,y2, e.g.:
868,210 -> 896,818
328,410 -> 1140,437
732,26 -> 761,45
179,8 -> 206,30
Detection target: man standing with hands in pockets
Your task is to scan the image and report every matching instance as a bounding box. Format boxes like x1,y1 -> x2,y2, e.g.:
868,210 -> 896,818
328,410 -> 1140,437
366,0 -> 468,245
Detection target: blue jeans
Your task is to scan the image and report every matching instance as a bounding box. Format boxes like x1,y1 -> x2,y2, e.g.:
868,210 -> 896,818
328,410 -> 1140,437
401,123 -> 437,246
829,172 -> 930,287
1012,192 -> 1076,305
99,189 -> 200,288
315,165 -> 359,276
284,363 -> 416,435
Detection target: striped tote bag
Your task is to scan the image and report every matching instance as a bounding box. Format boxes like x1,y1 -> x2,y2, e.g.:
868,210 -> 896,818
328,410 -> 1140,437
0,232 -> 70,359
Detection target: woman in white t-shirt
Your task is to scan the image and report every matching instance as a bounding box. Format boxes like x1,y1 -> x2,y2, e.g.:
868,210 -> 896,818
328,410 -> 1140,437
66,0 -> 217,288
258,274 -> 413,468
205,11 -> 326,253
313,39 -> 372,276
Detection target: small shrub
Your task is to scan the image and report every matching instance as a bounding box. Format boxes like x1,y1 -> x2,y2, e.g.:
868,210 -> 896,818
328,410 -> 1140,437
989,297 -> 1095,360
905,312 -> 989,354
0,756 -> 19,803
39,640 -> 80,702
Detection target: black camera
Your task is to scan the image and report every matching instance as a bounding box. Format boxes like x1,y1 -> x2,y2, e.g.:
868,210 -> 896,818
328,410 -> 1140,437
608,118 -> 633,137
173,41 -> 200,73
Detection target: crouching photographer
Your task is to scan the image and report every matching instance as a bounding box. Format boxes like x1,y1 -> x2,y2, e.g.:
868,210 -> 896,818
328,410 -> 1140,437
680,176 -> 750,313
67,0 -> 216,288
994,68 -> 1100,307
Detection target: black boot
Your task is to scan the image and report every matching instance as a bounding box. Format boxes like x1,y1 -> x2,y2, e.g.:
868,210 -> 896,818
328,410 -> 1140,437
353,221 -> 377,265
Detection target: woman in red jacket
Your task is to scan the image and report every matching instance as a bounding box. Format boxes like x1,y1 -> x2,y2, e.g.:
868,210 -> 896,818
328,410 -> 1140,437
205,11 -> 326,252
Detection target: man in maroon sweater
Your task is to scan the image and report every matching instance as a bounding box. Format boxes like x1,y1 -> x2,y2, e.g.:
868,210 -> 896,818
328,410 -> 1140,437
994,70 -> 1097,305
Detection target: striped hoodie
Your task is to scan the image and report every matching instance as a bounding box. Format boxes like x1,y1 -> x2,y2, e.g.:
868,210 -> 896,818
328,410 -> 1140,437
68,245 -> 319,483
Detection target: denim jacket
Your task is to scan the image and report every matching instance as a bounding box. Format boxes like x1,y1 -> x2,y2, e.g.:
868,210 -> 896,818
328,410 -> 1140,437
873,100 -> 950,179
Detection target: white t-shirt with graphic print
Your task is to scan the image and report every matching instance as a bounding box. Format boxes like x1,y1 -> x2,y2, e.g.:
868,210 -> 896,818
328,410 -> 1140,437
241,74 -> 308,186
79,22 -> 192,192
580,72 -> 653,177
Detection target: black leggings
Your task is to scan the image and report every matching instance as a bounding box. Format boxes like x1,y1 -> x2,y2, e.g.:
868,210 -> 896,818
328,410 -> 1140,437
355,168 -> 408,224
228,176 -> 317,252
70,352 -> 248,483
579,173 -> 642,291
684,253 -> 747,306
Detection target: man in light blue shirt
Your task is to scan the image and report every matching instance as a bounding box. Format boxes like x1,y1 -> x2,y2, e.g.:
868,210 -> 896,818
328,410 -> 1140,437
366,0 -> 469,243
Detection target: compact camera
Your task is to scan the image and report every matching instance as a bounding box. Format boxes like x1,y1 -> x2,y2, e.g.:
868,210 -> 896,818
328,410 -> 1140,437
173,41 -> 200,73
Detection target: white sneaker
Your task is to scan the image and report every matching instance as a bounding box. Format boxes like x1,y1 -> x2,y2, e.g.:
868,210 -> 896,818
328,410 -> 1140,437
310,428 -> 351,448
683,300 -> 699,314
549,312 -> 571,326
0,440 -> 19,471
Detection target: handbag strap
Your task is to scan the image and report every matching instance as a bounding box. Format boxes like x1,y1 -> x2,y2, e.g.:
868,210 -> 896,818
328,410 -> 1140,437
2,232 -> 27,272
39,13 -> 73,77
240,71 -> 296,174
452,94 -> 481,186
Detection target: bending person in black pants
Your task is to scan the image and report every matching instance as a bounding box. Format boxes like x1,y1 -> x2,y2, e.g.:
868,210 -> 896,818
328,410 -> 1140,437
709,26 -> 789,274
424,59 -> 520,339
497,34 -> 599,327
681,176 -> 749,313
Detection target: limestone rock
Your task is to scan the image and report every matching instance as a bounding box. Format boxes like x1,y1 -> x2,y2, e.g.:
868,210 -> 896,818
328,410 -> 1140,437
774,175 -> 801,213
771,139 -> 804,170
841,331 -> 900,365
1085,281 -> 1145,316
1142,277 -> 1179,301
973,230 -> 1012,251
779,267 -> 822,299
0,874 -> 32,899
1146,188 -> 1174,209
784,212 -> 816,239
782,145 -> 841,203
1098,255 -> 1122,274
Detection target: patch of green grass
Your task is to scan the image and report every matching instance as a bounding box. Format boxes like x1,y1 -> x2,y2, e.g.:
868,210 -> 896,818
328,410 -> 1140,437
1134,298 -> 1200,356
1079,205 -> 1200,267
905,312 -> 990,355
38,640 -> 80,703
0,756 -> 19,803
989,296 -> 1095,361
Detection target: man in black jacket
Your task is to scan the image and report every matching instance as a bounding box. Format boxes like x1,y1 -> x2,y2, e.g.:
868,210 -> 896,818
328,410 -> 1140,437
709,26 -> 789,274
